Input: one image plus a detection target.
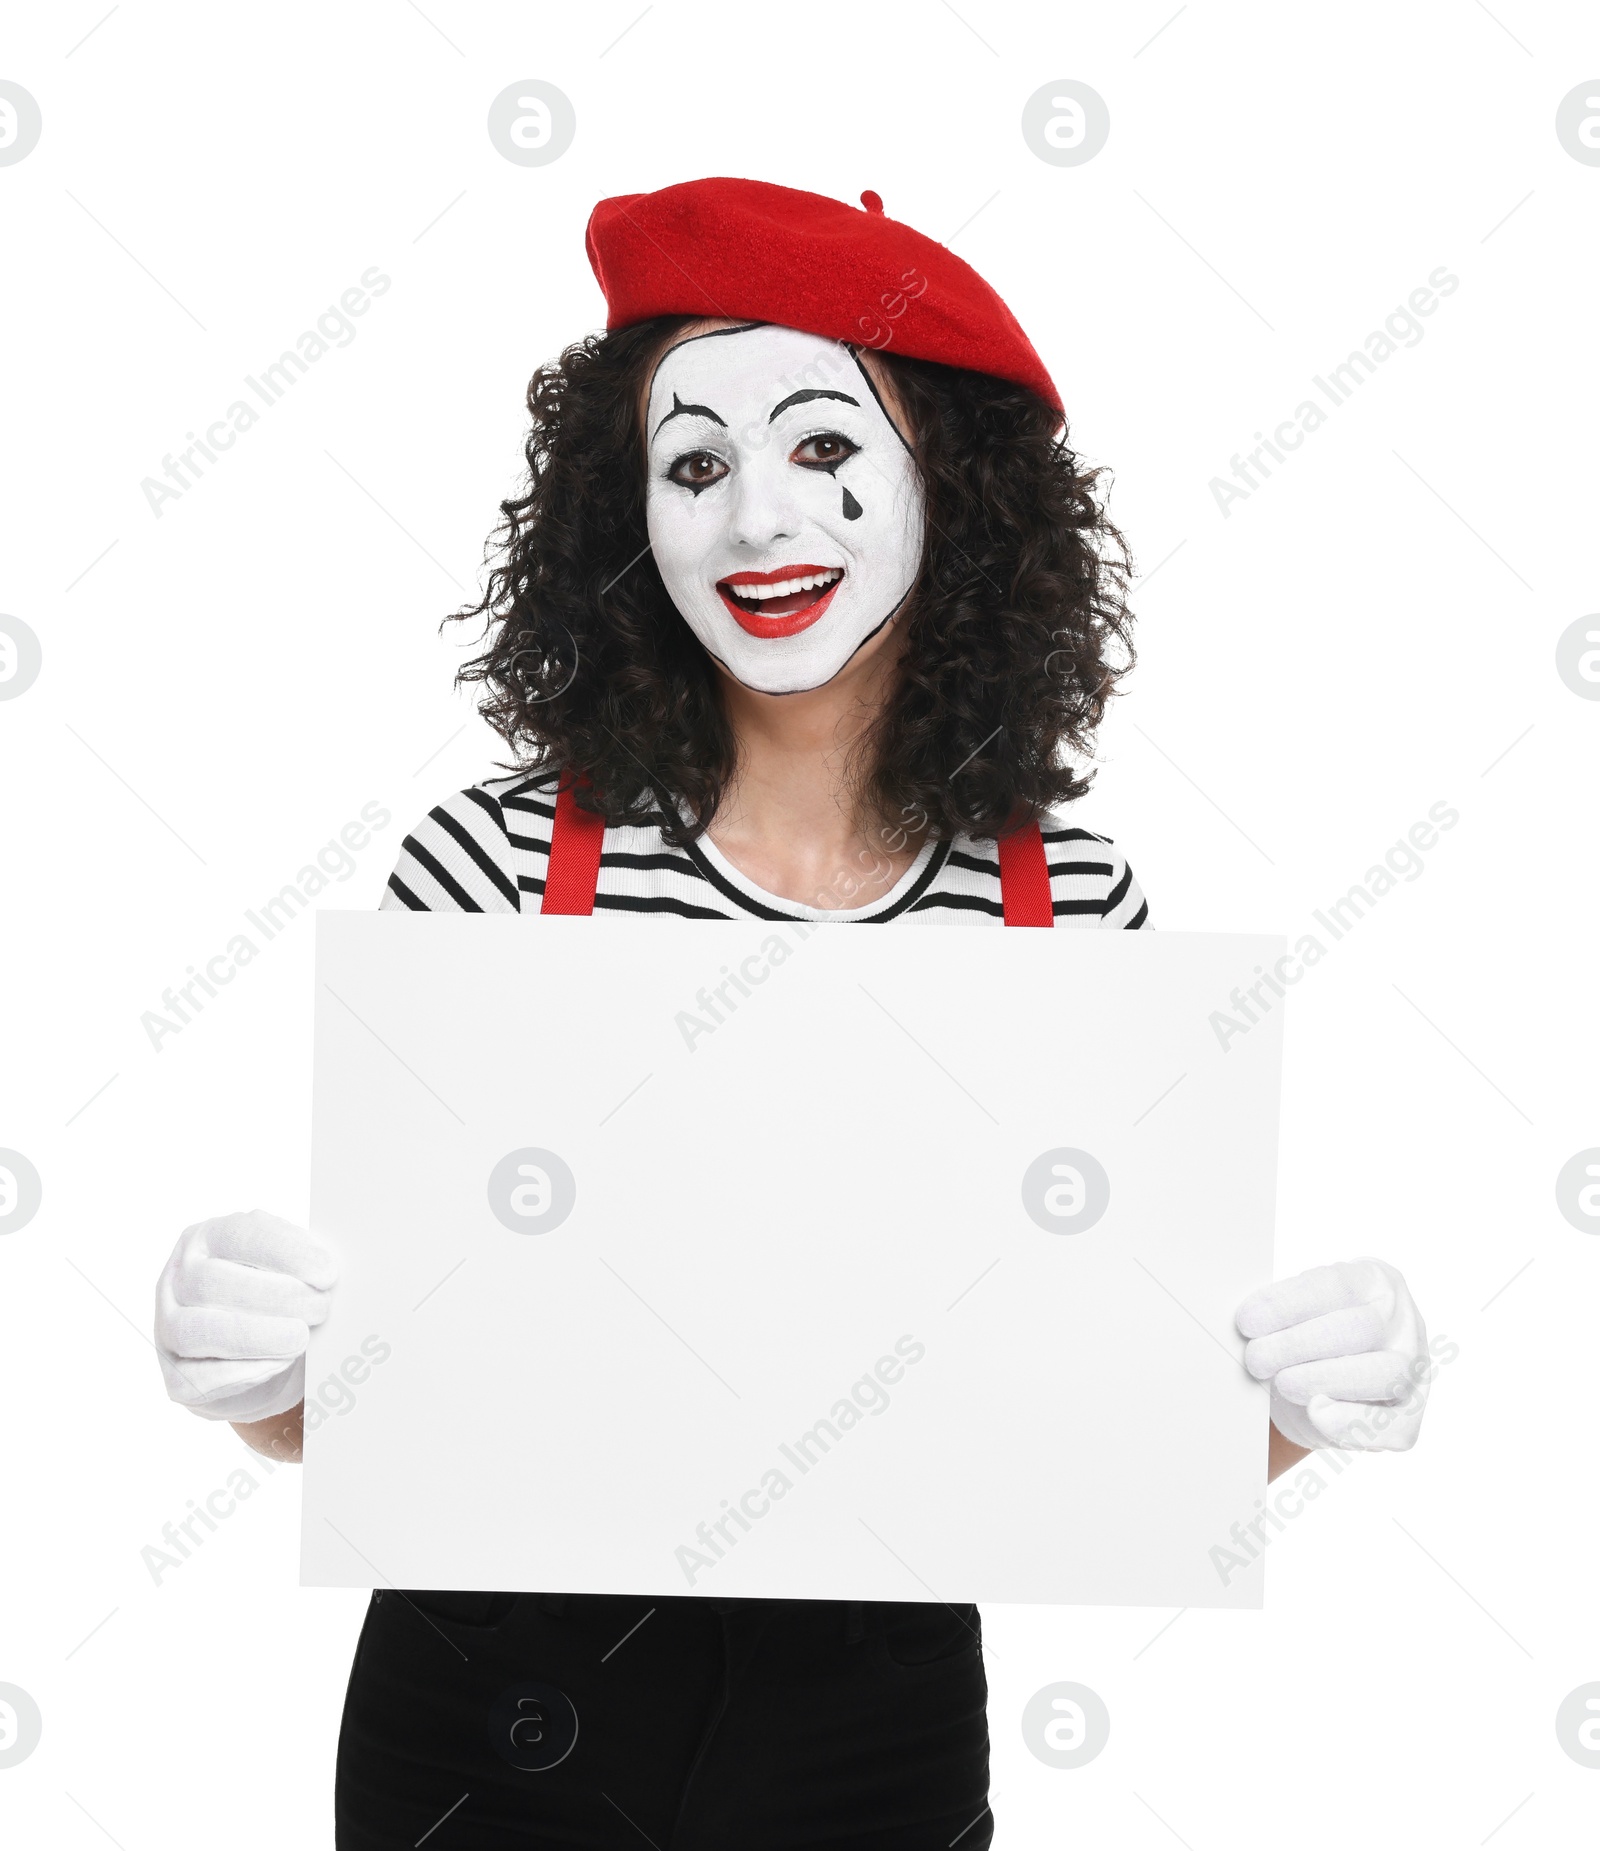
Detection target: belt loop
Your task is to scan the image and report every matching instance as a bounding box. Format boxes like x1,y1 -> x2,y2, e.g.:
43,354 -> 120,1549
844,1600 -> 866,1645
538,1592 -> 570,1616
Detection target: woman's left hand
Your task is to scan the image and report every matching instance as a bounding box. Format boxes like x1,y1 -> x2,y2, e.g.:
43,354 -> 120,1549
1234,1258 -> 1430,1452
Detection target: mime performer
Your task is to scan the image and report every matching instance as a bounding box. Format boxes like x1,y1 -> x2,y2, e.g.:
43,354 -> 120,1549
155,177 -> 1435,1850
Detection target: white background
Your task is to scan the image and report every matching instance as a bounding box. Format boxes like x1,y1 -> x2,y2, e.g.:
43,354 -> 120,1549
1,1 -> 1596,1845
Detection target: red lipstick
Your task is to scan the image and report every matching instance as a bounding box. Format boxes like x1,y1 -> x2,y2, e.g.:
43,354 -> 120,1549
714,564 -> 845,638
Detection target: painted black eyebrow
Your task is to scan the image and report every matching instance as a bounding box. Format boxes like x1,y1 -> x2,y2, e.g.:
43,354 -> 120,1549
653,391 -> 726,439
768,388 -> 860,423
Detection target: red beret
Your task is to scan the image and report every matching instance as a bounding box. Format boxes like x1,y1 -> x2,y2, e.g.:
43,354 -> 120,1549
585,176 -> 1062,415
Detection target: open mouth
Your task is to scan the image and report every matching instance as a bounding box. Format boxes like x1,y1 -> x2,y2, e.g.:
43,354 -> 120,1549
715,564 -> 844,638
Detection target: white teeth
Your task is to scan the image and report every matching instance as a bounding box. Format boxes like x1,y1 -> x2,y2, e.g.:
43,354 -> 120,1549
725,568 -> 843,600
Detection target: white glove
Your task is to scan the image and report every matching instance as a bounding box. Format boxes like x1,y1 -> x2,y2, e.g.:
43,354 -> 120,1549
155,1210 -> 337,1424
1235,1257 -> 1430,1452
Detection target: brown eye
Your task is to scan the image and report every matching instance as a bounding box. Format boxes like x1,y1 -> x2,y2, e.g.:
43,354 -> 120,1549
793,433 -> 859,472
667,451 -> 728,491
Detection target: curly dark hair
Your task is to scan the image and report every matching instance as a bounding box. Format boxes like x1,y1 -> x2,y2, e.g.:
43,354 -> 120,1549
451,316 -> 1134,846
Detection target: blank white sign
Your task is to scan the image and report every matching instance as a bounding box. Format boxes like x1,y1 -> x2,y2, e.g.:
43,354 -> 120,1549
301,912 -> 1284,1608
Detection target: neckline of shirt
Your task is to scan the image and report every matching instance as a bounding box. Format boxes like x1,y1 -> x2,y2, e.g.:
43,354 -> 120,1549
687,825 -> 944,922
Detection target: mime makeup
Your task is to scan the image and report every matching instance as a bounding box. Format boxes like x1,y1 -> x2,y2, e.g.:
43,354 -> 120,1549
644,323 -> 925,695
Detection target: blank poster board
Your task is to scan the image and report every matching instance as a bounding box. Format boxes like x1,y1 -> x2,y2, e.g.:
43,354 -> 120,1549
301,912 -> 1283,1609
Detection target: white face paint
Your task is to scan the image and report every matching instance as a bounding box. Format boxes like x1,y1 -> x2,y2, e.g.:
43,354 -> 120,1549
644,323 -> 924,695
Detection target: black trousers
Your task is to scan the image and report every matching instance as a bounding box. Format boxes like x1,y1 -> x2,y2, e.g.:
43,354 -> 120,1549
335,1590 -> 992,1848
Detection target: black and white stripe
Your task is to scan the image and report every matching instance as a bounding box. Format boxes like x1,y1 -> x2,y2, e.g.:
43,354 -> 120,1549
382,773 -> 1151,930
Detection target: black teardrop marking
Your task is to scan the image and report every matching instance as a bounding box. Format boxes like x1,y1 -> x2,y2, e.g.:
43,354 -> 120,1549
841,485 -> 863,520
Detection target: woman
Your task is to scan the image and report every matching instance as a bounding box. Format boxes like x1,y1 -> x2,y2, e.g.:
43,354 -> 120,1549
154,178 -> 1432,1848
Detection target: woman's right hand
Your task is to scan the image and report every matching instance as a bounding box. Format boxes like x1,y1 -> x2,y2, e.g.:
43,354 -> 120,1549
154,1210 -> 338,1424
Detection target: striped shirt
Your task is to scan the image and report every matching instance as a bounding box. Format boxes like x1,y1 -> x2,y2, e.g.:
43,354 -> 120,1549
381,773 -> 1150,929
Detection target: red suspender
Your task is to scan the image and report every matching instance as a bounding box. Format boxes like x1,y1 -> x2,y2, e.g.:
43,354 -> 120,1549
541,779 -> 1053,926
540,778 -> 606,915
997,820 -> 1055,927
